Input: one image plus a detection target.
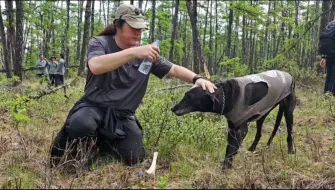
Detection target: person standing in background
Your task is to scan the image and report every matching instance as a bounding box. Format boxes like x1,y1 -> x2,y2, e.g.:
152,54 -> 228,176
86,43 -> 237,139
48,56 -> 58,86
36,54 -> 48,77
52,56 -> 61,87
57,53 -> 66,85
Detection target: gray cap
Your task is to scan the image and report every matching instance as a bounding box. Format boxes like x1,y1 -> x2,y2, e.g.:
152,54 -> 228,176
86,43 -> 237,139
113,4 -> 148,29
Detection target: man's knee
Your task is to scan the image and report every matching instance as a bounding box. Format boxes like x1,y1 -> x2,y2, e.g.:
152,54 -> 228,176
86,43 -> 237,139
119,146 -> 145,165
66,107 -> 103,138
117,127 -> 145,165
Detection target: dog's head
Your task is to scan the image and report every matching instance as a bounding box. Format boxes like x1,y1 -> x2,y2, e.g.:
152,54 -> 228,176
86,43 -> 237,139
171,86 -> 218,116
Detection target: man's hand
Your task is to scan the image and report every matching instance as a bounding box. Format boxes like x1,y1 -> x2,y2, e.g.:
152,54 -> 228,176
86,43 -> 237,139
194,78 -> 217,93
320,58 -> 326,68
133,44 -> 160,63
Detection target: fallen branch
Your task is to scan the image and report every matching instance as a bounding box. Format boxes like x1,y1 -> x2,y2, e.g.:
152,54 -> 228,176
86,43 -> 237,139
28,79 -> 76,100
150,84 -> 193,94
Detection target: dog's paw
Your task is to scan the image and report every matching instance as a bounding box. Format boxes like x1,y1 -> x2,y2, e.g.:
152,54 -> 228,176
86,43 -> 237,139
247,146 -> 256,152
288,149 -> 295,154
221,160 -> 232,172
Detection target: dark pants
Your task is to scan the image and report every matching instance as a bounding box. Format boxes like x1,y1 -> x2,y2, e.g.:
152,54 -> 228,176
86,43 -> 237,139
54,74 -> 64,86
59,74 -> 64,84
50,101 -> 145,166
324,58 -> 335,95
49,74 -> 56,86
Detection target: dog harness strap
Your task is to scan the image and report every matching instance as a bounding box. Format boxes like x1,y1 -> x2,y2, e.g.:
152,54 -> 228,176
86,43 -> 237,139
225,70 -> 293,126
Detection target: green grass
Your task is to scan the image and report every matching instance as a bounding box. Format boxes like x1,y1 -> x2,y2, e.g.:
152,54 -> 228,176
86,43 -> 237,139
0,74 -> 334,189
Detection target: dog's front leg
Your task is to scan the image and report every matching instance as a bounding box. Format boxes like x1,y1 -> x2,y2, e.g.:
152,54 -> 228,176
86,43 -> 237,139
222,121 -> 249,171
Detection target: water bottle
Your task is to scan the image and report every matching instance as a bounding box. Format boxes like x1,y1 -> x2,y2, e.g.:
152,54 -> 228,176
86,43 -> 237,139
138,40 -> 160,75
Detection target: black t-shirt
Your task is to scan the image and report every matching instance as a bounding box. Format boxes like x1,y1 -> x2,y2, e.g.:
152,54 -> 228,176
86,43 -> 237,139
84,35 -> 173,112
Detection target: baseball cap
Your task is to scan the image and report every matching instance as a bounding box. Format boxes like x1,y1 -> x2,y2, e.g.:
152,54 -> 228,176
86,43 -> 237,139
113,4 -> 148,30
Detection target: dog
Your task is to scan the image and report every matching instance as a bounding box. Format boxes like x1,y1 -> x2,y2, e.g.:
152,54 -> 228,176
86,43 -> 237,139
171,70 -> 296,171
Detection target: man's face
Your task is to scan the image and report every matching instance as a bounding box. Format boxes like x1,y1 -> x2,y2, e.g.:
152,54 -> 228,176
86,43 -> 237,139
40,55 -> 44,60
118,23 -> 142,47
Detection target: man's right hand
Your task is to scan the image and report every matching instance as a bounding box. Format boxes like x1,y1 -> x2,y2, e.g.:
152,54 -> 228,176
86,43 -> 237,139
320,58 -> 326,68
133,44 -> 160,63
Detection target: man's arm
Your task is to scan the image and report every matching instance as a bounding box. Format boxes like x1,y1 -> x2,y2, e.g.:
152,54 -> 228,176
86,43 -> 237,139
88,37 -> 160,75
167,64 -> 217,93
89,48 -> 137,75
320,58 -> 326,68
167,64 -> 197,83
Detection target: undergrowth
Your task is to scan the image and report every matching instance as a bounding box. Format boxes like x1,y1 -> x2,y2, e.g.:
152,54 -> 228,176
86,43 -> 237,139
0,71 -> 334,189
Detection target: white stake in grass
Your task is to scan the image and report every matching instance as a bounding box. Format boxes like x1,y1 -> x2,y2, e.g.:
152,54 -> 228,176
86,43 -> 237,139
145,151 -> 158,177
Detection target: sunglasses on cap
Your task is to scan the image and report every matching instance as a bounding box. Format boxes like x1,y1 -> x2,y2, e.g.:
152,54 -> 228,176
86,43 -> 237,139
118,7 -> 144,20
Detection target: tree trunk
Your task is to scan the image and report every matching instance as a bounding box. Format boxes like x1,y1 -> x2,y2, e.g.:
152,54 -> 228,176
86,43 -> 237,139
107,0 -> 110,25
182,12 -> 188,68
320,1 -> 330,35
202,0 -> 209,47
62,0 -> 70,56
233,15 -> 239,58
91,0 -> 95,38
329,1 -> 335,22
272,1 -> 277,59
76,0 -> 84,66
208,0 -> 213,72
51,3 -> 56,50
248,22 -> 254,74
186,0 -> 206,74
149,0 -> 156,43
65,0 -> 70,66
102,0 -> 106,26
226,1 -> 233,59
139,0 -> 143,9
214,1 -> 218,74
0,4 -> 12,78
169,0 -> 179,63
78,0 -> 92,76
302,0 -> 310,69
5,0 -> 15,71
14,0 -> 24,81
242,15 -> 247,64
311,0 -> 320,66
263,2 -> 271,60
275,0 -> 286,57
99,0 -> 102,24
253,33 -> 257,73
294,0 -> 300,65
130,0 -> 134,5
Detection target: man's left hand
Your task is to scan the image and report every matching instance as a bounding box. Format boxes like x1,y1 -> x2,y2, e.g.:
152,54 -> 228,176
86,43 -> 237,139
194,78 -> 217,93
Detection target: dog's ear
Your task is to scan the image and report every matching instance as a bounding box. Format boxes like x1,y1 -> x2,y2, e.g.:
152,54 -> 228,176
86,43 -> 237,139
206,91 -> 219,111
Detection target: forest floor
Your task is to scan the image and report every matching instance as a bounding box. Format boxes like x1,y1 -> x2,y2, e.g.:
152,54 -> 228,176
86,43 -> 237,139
0,72 -> 335,189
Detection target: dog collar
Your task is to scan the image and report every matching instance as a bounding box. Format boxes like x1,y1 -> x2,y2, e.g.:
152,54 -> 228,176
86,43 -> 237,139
220,90 -> 225,114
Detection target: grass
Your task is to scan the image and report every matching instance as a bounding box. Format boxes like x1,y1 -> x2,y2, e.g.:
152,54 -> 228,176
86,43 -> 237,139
0,72 -> 335,189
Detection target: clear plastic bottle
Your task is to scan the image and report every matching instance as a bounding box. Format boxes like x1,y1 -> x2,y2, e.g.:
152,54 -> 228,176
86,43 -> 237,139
138,40 -> 160,75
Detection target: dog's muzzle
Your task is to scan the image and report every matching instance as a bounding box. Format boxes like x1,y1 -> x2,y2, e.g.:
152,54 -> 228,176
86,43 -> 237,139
171,106 -> 190,116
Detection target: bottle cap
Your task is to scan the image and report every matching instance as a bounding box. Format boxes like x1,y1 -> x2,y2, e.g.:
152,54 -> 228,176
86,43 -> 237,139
154,40 -> 160,47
